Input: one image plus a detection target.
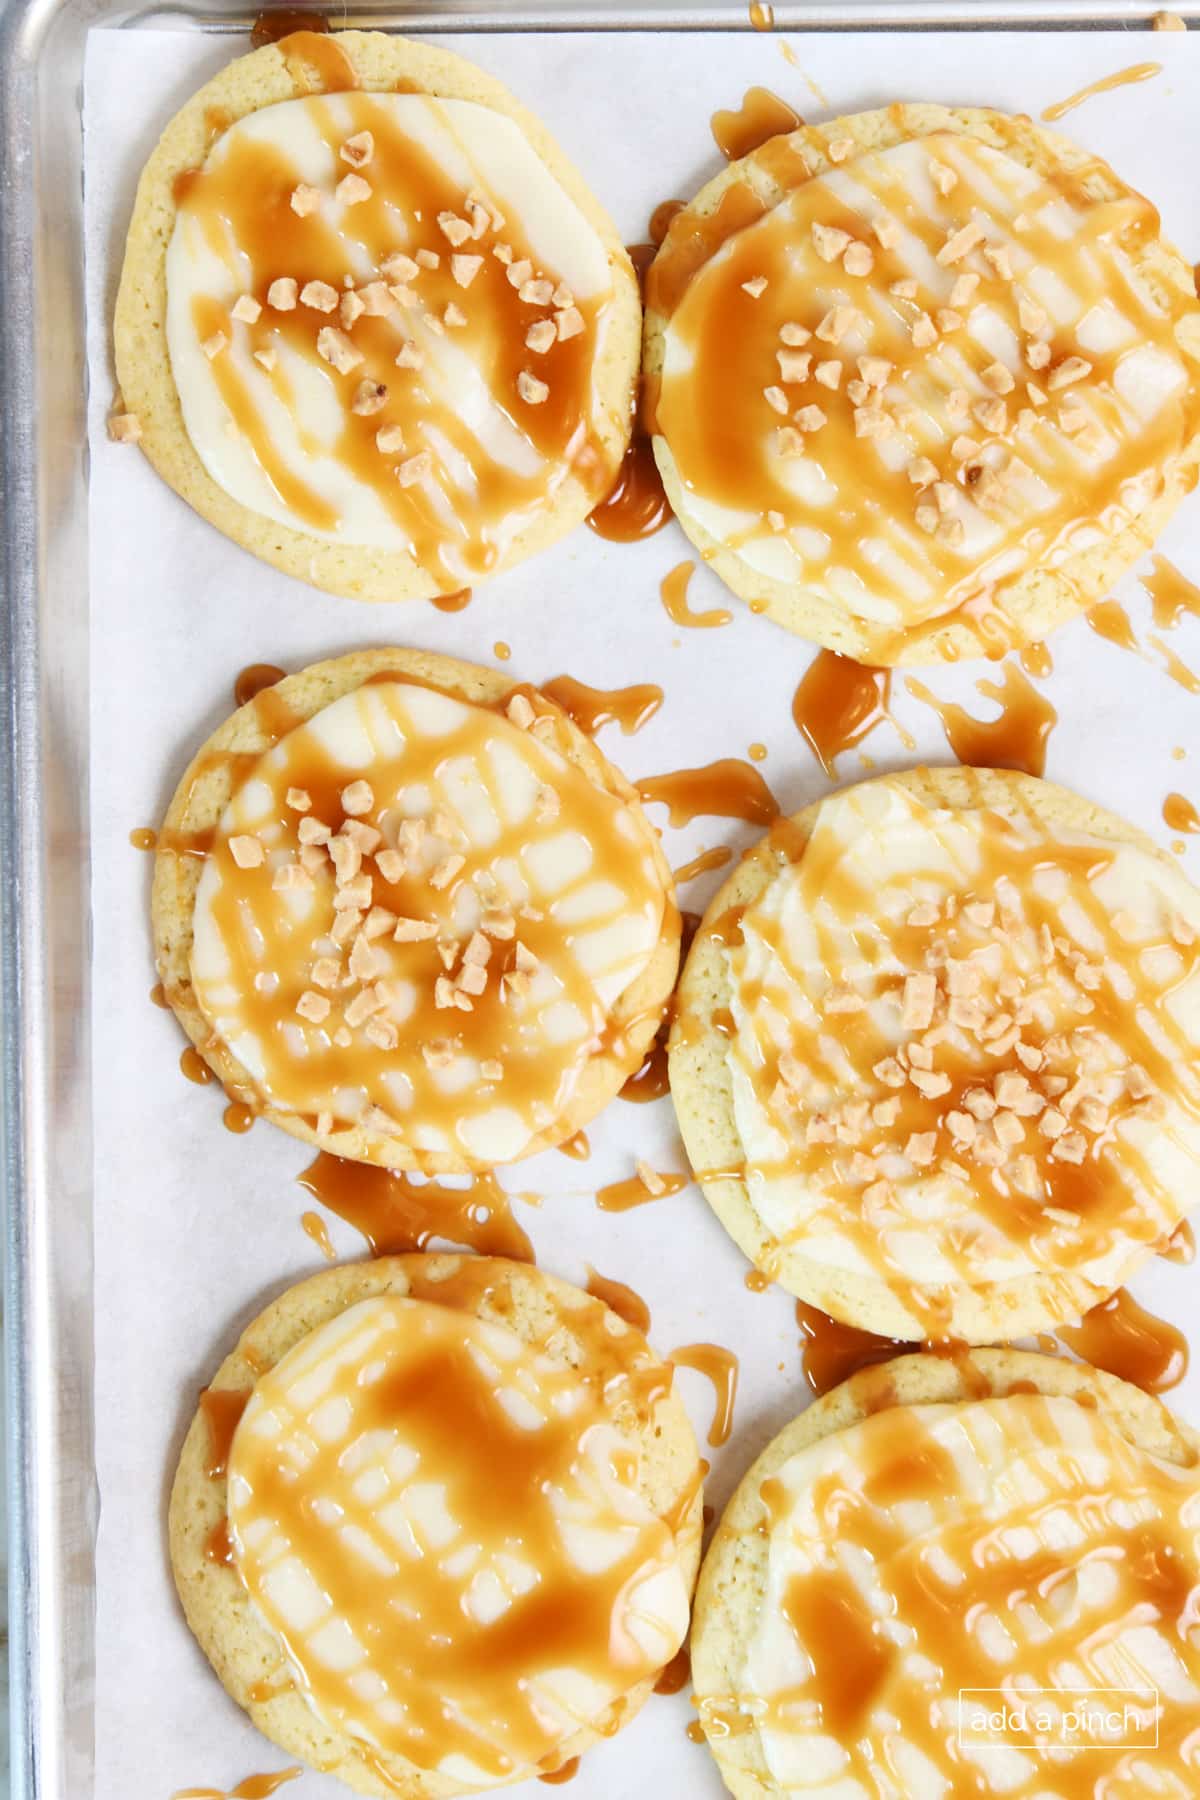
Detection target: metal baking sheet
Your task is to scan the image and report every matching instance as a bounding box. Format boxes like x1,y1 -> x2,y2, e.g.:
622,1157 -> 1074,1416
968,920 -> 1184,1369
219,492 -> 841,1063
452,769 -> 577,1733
5,6 -> 1200,1799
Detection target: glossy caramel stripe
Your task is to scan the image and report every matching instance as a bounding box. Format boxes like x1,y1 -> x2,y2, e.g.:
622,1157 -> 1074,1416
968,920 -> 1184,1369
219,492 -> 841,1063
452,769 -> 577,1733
906,662 -> 1058,778
175,88 -> 608,576
299,1150 -> 535,1263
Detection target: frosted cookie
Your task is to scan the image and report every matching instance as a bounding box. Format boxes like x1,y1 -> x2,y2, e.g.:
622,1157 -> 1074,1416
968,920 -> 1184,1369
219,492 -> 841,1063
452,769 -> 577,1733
169,1255 -> 703,1796
643,103 -> 1200,664
114,29 -> 639,601
152,649 -> 678,1171
669,767 -> 1200,1341
691,1346 -> 1200,1799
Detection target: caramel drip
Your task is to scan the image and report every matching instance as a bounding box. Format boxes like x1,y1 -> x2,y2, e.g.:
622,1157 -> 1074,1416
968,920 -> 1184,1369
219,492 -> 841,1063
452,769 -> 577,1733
234,663 -> 287,708
223,1102 -> 255,1134
1088,596 -> 1139,651
796,1300 -> 917,1397
198,1386 -> 250,1479
595,1168 -> 688,1212
1163,1218 -> 1196,1264
745,1268 -> 770,1293
654,1645 -> 691,1695
586,1265 -> 652,1333
173,87 -> 614,579
617,1032 -> 671,1104
1058,1286 -> 1188,1392
748,1 -> 774,27
276,28 -> 359,93
711,87 -> 804,163
171,1770 -> 301,1800
659,560 -> 732,629
431,587 -> 473,613
637,758 -> 780,828
129,827 -> 157,851
298,1151 -> 535,1263
250,10 -> 329,48
188,678 -> 666,1156
180,1046 -> 215,1086
1164,791 -> 1200,834
204,1517 -> 236,1567
792,650 -> 893,778
1143,554 -> 1200,629
669,1344 -> 739,1446
493,641 -> 511,662
558,1129 -> 591,1161
651,126 -> 1200,653
650,201 -> 685,248
1042,61 -> 1163,121
541,675 -> 664,736
1152,635 -> 1200,694
673,846 -> 733,886
227,1287 -> 683,1778
906,662 -> 1058,778
586,437 -> 672,542
538,1757 -> 580,1785
150,982 -> 169,1008
685,1719 -> 706,1742
740,1392 -> 1200,1791
725,782 -> 1200,1319
1019,640 -> 1054,678
300,1208 -> 337,1261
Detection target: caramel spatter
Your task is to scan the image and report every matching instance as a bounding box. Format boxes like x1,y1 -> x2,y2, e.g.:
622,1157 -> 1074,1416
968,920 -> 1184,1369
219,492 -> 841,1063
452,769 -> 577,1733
722,777 -> 1200,1330
714,1391 -> 1200,1794
652,125 -> 1200,652
169,87 -> 618,584
225,1287 -> 690,1782
187,678 -> 667,1164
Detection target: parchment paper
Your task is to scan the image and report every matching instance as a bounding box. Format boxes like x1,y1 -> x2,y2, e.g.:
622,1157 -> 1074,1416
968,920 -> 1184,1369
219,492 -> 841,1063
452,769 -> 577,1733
84,26 -> 1200,1799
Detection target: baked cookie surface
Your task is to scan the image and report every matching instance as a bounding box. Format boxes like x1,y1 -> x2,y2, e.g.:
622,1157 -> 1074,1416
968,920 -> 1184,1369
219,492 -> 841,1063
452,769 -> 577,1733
115,29 -> 640,601
644,103 -> 1200,663
690,1346 -> 1200,1799
669,766 -> 1200,1341
169,1255 -> 704,1797
153,648 -> 679,1172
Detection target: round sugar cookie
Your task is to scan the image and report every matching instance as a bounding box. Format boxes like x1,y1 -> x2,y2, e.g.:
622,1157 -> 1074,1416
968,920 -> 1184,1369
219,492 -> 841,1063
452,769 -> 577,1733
169,1254 -> 704,1797
668,765 -> 1200,1341
690,1346 -> 1200,1800
152,648 -> 679,1172
643,102 -> 1200,664
114,29 -> 640,602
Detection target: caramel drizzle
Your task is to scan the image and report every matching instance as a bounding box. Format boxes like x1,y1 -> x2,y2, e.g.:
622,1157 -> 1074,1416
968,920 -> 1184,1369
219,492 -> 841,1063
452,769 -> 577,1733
180,1046 -> 215,1086
173,80 -> 613,581
585,436 -> 672,542
726,778 -> 1200,1321
227,1283 -> 684,1779
538,1756 -> 580,1785
595,1168 -> 688,1212
299,1207 -> 337,1261
659,560 -> 732,629
637,758 -> 780,828
199,1385 -> 250,1479
1164,791 -> 1200,835
669,1343 -> 739,1447
672,845 -> 733,886
586,1265 -> 653,1332
1059,1286 -> 1188,1392
653,1645 -> 691,1695
1142,554 -> 1200,630
1042,61 -> 1163,122
732,1393 -> 1200,1795
540,674 -> 664,736
1088,597 -> 1200,691
188,678 -> 665,1156
298,1151 -> 535,1263
651,126 -> 1200,652
233,662 -> 287,708
430,586 -> 473,613
792,650 -> 896,778
906,661 -> 1059,778
171,1770 -> 301,1800
710,87 -> 804,164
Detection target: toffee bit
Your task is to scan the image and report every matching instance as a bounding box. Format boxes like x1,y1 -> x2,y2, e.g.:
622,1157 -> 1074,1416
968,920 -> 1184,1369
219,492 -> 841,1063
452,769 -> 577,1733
526,319 -> 557,354
107,411 -> 142,444
296,990 -> 331,1023
316,327 -> 363,375
556,306 -> 584,341
936,218 -> 986,265
741,275 -> 769,297
517,371 -> 549,405
267,276 -> 298,311
290,184 -> 321,217
229,834 -> 265,868
519,278 -> 555,307
843,242 -> 874,277
231,294 -> 262,324
451,254 -> 483,289
340,131 -> 374,168
812,223 -> 851,263
437,211 -> 472,247
397,451 -> 432,486
301,280 -> 339,313
351,380 -> 388,416
376,423 -> 405,454
201,331 -> 228,360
